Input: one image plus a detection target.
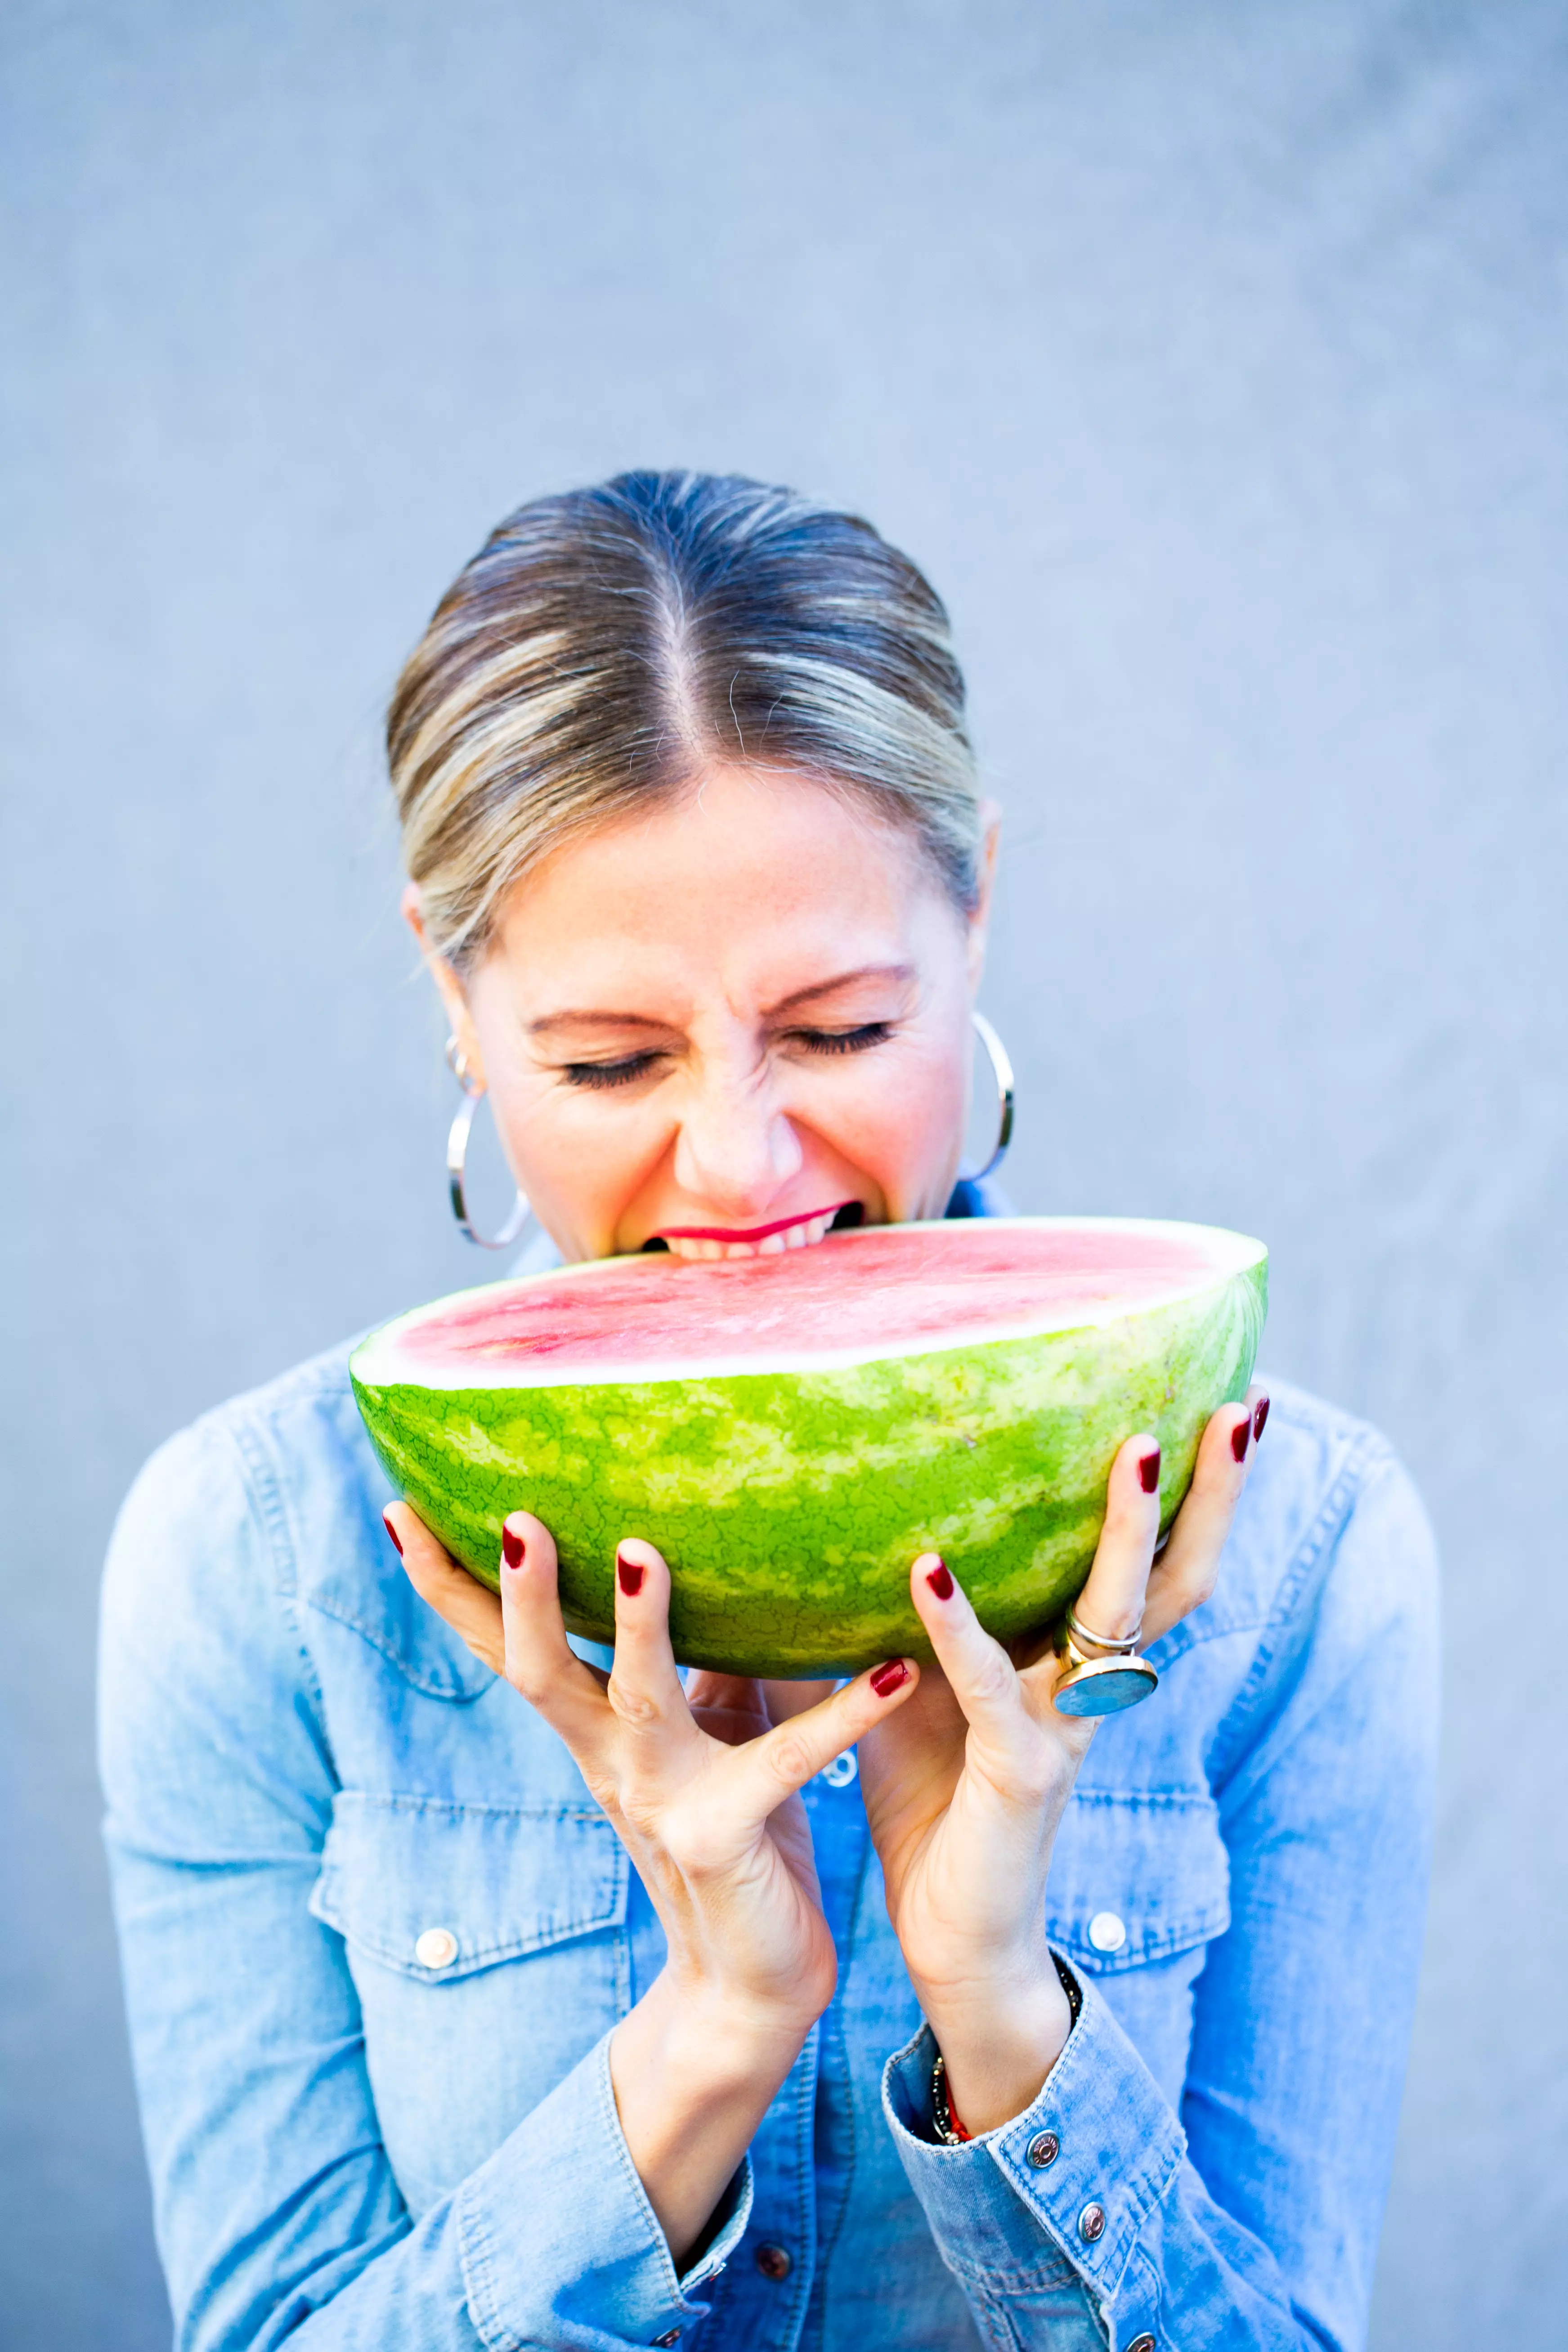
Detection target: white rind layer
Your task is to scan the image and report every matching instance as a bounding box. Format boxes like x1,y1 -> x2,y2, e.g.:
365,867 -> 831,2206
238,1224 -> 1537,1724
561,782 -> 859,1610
352,1217 -> 1268,1394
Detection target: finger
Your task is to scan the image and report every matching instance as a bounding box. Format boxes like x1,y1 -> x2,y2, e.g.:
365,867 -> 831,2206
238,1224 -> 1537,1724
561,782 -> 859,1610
495,1512 -> 608,1733
726,1657 -> 920,1820
605,1538 -> 694,1743
686,1672 -> 775,1749
1140,1386 -> 1267,1645
684,1670 -> 764,1716
908,1552 -> 1040,1764
684,1672 -> 831,1747
387,1502 -> 506,1674
758,1678 -> 838,1725
1068,1431 -> 1165,1643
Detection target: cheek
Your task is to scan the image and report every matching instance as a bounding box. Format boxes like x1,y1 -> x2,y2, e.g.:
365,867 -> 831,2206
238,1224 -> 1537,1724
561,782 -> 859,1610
813,1032 -> 968,1184
484,1073 -> 659,1237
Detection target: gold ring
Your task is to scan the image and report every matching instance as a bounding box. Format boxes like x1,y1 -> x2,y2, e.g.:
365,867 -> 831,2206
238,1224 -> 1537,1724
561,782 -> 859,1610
1064,1606 -> 1142,1658
1054,1614 -> 1159,1718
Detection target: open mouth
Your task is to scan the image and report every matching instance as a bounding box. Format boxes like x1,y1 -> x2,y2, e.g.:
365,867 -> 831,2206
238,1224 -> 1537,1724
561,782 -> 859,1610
654,1201 -> 861,1262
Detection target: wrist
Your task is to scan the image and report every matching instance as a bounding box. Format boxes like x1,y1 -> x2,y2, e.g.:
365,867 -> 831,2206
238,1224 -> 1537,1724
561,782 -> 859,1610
920,1960 -> 1075,2139
632,1964 -> 819,2092
609,1969 -> 813,2271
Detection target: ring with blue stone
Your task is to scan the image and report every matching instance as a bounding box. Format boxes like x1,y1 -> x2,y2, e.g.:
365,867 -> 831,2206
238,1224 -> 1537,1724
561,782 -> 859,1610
1052,1605 -> 1159,1716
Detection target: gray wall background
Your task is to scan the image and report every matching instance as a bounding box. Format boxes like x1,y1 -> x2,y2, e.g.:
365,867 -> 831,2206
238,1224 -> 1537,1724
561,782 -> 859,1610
3,4 -> 1564,2345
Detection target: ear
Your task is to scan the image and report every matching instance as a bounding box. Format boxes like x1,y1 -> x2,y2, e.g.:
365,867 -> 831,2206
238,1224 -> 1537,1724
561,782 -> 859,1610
965,801 -> 1002,992
402,882 -> 485,1086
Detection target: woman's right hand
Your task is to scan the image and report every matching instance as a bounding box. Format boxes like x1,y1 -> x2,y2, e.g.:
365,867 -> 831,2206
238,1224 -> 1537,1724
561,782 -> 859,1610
386,1501 -> 919,2262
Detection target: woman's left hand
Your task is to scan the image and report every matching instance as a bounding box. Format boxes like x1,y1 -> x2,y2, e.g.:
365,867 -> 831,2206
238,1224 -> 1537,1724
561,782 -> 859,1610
855,1386 -> 1268,2137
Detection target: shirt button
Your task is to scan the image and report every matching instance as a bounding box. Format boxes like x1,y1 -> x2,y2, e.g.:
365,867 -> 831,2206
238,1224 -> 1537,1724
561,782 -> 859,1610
1088,1911 -> 1127,1952
1127,2337 -> 1156,2352
1025,2130 -> 1060,2168
1078,2202 -> 1107,2242
414,1926 -> 459,1970
754,2243 -> 793,2280
820,1751 -> 858,1788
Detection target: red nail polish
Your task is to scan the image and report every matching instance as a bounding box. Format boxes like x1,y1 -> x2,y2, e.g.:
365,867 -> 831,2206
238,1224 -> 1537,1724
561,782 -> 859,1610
382,1511 -> 403,1557
870,1659 -> 909,1696
502,1524 -> 525,1569
1253,1396 -> 1270,1442
617,1550 -> 645,1597
926,1560 -> 954,1601
1139,1447 -> 1161,1493
1231,1417 -> 1250,1463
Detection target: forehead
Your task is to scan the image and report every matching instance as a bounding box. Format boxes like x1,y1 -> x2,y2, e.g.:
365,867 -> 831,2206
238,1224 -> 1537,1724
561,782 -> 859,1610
486,763 -> 958,1000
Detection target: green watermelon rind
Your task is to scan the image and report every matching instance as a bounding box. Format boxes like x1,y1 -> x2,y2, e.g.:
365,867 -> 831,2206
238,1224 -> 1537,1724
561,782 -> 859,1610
351,1223 -> 1267,1678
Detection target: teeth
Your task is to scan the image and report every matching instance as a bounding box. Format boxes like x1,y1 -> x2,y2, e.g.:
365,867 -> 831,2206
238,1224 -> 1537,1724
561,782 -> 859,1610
662,1212 -> 841,1260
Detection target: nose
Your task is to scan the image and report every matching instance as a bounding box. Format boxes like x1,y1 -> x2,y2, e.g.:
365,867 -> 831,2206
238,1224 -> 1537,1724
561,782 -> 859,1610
670,1063 -> 804,1215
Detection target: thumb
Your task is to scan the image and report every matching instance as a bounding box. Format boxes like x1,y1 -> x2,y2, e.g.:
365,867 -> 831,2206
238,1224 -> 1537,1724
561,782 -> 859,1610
727,1659 -> 920,1820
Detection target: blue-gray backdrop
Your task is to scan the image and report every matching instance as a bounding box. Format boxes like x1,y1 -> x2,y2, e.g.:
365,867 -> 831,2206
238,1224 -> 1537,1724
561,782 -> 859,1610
3,4 -> 1564,2346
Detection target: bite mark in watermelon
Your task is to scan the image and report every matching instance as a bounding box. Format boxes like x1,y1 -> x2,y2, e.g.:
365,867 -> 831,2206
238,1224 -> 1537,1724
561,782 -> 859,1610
351,1217 -> 1267,1677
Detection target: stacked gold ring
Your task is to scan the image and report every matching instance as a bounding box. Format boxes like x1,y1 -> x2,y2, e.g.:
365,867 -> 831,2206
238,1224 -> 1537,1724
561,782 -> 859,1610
1053,1605 -> 1160,1717
1065,1606 -> 1142,1657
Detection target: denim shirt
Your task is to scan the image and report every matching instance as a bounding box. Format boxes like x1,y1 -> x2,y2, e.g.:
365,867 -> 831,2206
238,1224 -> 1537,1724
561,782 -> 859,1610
100,1199 -> 1438,2352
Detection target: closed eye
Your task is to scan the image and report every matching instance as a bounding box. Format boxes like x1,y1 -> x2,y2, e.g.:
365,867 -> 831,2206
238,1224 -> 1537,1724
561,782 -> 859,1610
558,1052 -> 665,1091
560,1022 -> 894,1087
790,1022 -> 895,1056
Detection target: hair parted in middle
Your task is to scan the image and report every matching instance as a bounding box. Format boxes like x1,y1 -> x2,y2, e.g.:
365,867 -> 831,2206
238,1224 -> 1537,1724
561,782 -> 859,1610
388,470 -> 983,972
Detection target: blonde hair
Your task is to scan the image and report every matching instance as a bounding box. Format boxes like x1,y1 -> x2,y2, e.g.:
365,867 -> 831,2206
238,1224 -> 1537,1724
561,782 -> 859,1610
388,471 -> 982,971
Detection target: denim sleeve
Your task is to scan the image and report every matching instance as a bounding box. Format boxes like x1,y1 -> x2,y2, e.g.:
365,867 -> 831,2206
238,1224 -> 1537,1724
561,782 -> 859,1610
880,1446 -> 1439,2352
99,1419 -> 749,2352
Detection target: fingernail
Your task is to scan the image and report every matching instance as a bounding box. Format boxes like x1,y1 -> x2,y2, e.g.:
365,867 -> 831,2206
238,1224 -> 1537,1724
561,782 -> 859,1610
617,1549 -> 645,1597
1138,1446 -> 1161,1493
502,1523 -> 525,1569
870,1659 -> 910,1697
1231,1416 -> 1250,1463
382,1510 -> 403,1557
926,1560 -> 954,1601
1253,1395 -> 1270,1443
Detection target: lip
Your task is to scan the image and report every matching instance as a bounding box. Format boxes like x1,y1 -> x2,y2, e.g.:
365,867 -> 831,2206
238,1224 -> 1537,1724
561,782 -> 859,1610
657,1201 -> 856,1245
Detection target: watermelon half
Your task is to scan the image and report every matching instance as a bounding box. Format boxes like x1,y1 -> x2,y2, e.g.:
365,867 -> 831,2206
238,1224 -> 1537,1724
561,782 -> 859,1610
351,1216 -> 1267,1678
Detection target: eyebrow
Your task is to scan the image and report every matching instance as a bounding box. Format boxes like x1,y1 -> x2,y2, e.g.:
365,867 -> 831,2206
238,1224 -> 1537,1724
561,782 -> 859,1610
527,1010 -> 672,1038
768,962 -> 916,1015
526,964 -> 916,1039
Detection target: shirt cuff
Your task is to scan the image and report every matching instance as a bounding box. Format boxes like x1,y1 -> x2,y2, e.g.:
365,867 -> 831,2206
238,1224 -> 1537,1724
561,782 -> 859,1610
882,1970 -> 1184,2307
456,2026 -> 753,2350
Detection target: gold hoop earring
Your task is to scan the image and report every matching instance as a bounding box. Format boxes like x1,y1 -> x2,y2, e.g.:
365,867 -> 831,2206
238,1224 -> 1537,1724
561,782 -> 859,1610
444,1037 -> 531,1250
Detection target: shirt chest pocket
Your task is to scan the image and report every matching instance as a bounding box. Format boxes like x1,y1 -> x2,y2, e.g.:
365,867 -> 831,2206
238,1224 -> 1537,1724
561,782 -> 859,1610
310,1792 -> 629,2215
1045,1789 -> 1231,2106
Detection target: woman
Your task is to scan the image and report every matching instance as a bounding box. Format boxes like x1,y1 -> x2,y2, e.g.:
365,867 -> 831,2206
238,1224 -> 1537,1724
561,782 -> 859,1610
101,473 -> 1437,2352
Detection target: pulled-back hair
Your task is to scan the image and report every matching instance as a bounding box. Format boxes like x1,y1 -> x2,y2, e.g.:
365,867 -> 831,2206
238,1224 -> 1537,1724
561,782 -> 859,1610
388,471 -> 981,970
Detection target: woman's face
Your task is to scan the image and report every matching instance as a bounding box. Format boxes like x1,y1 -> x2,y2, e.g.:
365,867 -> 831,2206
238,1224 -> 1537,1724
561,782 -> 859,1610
412,762 -> 997,1266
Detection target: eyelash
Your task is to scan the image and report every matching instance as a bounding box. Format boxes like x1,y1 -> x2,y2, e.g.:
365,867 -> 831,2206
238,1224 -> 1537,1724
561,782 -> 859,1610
560,1053 -> 662,1092
791,1021 -> 894,1056
558,1023 -> 894,1091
